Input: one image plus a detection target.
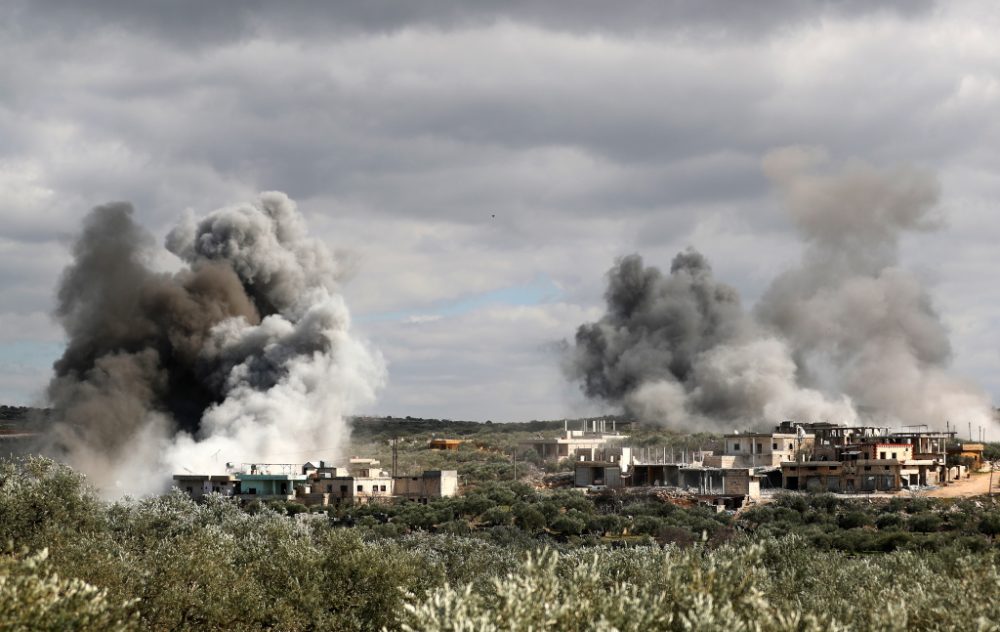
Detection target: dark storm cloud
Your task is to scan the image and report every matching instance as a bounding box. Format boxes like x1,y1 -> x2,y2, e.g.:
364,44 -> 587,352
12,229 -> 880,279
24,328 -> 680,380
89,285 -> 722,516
3,0 -> 1000,428
6,0 -> 935,45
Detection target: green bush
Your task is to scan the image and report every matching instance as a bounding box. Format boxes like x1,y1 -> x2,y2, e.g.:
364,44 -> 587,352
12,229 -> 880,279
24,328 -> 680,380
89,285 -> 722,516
837,511 -> 871,529
549,515 -> 585,537
0,548 -> 138,631
908,513 -> 943,533
978,513 -> 1000,537
11,456 -> 1000,630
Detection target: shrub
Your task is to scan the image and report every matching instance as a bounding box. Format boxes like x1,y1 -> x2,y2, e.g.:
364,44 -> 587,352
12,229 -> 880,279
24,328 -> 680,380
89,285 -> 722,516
908,513 -> 943,533
876,513 -> 904,530
837,511 -> 871,530
978,513 -> 1000,537
549,515 -> 585,537
0,548 -> 138,631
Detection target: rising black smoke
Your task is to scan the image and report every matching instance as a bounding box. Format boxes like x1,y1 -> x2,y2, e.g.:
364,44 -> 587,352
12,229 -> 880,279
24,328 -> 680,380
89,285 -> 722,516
571,250 -> 744,402
566,148 -> 992,430
44,192 -> 384,494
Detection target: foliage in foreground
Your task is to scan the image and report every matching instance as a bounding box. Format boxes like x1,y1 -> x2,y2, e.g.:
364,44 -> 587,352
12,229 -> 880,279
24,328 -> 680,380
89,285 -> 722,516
402,538 -> 1000,632
6,456 -> 1000,631
0,548 -> 137,632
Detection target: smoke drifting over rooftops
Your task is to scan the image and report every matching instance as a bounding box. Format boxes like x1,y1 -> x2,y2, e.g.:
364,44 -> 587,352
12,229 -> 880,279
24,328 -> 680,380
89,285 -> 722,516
566,148 -> 993,431
44,192 -> 385,495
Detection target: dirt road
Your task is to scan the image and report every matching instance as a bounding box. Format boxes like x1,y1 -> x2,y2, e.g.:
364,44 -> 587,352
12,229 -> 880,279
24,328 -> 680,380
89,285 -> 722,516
927,472 -> 996,498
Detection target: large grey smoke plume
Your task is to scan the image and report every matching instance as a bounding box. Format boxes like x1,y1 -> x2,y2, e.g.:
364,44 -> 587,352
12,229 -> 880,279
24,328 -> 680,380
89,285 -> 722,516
567,148 -> 992,431
45,192 -> 385,494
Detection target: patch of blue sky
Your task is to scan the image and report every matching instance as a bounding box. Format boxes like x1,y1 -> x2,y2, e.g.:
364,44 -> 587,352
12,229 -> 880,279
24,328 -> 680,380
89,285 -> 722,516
0,340 -> 64,371
358,274 -> 562,324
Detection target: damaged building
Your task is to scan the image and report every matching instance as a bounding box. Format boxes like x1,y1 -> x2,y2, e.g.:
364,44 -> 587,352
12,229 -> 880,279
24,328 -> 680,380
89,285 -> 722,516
778,423 -> 956,492
572,419 -> 966,502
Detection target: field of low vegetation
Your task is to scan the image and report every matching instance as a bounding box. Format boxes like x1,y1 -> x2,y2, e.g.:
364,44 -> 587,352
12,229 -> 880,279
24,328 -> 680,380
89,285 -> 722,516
5,417 -> 1000,630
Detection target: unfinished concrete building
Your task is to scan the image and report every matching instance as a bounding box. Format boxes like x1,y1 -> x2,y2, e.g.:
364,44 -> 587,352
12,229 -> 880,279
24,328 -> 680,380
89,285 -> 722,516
721,428 -> 813,468
521,419 -> 626,461
778,424 -> 954,492
172,474 -> 238,499
629,463 -> 762,499
393,470 -> 459,502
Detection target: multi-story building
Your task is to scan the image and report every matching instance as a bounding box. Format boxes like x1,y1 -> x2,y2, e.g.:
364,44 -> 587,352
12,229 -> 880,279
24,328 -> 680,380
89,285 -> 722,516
721,428 -> 812,468
520,419 -> 627,461
778,425 -> 953,492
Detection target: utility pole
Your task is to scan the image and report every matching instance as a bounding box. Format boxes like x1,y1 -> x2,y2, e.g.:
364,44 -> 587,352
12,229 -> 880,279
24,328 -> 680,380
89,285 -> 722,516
391,436 -> 398,478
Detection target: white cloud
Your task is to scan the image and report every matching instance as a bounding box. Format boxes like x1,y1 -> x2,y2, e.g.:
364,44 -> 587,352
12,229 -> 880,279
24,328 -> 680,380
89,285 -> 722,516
2,1 -> 1000,420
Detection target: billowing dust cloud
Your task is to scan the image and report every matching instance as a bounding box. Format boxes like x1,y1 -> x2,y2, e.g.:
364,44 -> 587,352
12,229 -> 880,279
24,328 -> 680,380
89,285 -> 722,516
566,148 -> 993,431
45,192 -> 385,495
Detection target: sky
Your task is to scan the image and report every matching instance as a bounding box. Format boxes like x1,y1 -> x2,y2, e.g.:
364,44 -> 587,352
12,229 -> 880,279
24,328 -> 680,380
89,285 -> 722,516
2,0 -> 1000,422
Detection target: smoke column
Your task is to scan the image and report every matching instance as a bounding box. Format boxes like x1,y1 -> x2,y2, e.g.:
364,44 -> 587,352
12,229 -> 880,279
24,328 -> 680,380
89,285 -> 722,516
566,250 -> 855,429
44,192 -> 385,495
756,147 -> 992,430
566,148 -> 992,431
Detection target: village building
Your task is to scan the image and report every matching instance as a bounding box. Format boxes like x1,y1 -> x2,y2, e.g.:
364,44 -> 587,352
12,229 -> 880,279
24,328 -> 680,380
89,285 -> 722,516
172,474 -> 238,499
304,466 -> 394,505
236,464 -> 307,501
520,419 -> 626,461
393,470 -> 459,502
428,438 -> 462,450
947,442 -> 985,471
721,428 -> 813,468
574,461 -> 622,488
175,461 -> 457,507
888,432 -> 952,462
780,431 -> 950,492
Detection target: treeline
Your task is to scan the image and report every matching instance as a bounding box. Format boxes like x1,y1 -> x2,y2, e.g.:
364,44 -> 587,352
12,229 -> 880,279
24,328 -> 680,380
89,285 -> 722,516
326,483 -> 730,546
0,405 -> 48,422
349,415 -> 634,442
743,493 -> 1000,553
5,456 -> 1000,631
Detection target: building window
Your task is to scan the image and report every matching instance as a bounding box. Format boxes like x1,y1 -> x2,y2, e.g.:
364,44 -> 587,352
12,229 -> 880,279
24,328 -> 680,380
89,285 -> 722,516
863,467 -> 871,471
186,486 -> 193,493
772,442 -> 778,450
891,452 -> 897,459
733,443 -> 740,451
756,443 -> 762,453
380,485 -> 387,492
880,452 -> 887,460
788,443 -> 793,450
340,485 -> 348,494
356,485 -> 363,492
